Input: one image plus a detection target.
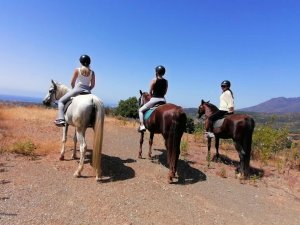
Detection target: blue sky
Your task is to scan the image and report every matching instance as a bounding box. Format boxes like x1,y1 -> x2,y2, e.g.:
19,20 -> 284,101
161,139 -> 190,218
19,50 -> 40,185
0,0 -> 299,109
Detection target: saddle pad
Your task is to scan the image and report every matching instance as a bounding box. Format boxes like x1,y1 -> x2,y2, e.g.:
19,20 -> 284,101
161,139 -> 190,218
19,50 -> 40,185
213,118 -> 225,128
63,100 -> 72,113
144,108 -> 155,121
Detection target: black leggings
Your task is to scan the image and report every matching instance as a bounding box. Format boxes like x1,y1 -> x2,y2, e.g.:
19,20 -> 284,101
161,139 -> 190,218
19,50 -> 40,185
208,110 -> 229,132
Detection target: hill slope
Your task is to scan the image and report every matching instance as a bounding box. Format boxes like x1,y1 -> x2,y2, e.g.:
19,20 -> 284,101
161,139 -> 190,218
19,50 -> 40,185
240,97 -> 300,113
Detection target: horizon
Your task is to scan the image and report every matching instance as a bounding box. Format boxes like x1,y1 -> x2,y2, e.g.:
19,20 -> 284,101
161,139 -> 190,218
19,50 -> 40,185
1,1 -> 300,108
1,93 -> 300,111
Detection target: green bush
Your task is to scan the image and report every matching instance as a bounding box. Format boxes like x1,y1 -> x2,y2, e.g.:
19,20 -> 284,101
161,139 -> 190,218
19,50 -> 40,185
114,97 -> 139,118
252,121 -> 290,163
186,116 -> 195,134
10,139 -> 37,158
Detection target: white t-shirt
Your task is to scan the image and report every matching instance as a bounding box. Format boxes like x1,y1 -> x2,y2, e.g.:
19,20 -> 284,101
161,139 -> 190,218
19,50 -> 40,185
219,90 -> 234,111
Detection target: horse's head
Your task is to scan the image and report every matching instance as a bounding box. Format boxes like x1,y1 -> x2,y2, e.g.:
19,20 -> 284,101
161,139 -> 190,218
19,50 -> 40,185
43,80 -> 69,106
198,99 -> 218,118
198,99 -> 207,118
139,90 -> 151,107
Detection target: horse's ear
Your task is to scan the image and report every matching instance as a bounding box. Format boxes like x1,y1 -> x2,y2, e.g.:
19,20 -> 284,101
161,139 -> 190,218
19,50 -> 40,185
139,90 -> 143,95
207,100 -> 210,103
201,99 -> 205,104
51,79 -> 57,89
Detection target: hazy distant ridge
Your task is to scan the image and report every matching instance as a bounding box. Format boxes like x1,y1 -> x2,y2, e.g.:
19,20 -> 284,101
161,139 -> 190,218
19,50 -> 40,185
240,97 -> 300,113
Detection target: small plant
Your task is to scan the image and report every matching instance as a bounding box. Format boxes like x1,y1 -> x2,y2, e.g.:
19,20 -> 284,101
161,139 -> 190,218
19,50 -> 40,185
180,136 -> 189,159
276,158 -> 285,174
217,167 -> 227,178
10,139 -> 37,159
249,174 -> 260,186
193,122 -> 205,143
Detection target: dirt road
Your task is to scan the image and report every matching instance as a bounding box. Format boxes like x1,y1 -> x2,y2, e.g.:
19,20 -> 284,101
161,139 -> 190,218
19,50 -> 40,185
1,112 -> 300,225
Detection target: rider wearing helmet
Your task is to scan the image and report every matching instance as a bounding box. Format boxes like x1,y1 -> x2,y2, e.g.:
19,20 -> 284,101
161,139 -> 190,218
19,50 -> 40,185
205,80 -> 234,138
54,54 -> 96,126
138,65 -> 168,132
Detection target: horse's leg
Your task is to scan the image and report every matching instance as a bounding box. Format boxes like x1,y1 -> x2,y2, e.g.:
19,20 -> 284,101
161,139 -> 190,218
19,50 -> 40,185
242,135 -> 252,178
148,132 -> 154,159
71,128 -> 78,159
138,131 -> 144,159
74,129 -> 87,178
59,124 -> 68,160
234,141 -> 245,179
207,137 -> 212,165
215,137 -> 220,160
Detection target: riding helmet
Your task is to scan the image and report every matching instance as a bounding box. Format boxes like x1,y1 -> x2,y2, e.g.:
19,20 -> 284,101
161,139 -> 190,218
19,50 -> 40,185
155,65 -> 166,76
79,55 -> 91,67
221,80 -> 231,88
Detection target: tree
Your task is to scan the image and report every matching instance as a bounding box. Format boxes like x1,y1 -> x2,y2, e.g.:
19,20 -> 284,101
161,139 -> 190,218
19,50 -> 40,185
114,97 -> 139,118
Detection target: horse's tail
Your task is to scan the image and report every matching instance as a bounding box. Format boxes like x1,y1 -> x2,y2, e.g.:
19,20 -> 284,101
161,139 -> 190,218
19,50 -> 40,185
167,107 -> 187,177
91,95 -> 105,179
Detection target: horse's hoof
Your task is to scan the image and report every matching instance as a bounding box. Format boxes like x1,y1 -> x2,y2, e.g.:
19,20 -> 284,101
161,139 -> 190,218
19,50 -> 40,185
138,154 -> 142,159
73,172 -> 80,178
59,156 -> 64,161
236,173 -> 245,180
148,154 -> 152,159
71,156 -> 78,160
96,176 -> 101,182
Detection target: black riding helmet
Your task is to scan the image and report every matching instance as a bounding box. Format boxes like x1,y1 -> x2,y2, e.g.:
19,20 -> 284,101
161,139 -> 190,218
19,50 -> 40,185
155,65 -> 166,76
79,55 -> 91,67
221,80 -> 231,88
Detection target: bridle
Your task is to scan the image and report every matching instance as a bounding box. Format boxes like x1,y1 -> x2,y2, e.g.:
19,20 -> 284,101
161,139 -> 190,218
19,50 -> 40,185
49,86 -> 59,101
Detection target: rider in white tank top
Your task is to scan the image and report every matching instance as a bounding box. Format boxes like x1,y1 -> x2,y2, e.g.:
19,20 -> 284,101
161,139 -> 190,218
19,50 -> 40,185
75,68 -> 93,87
55,55 -> 96,126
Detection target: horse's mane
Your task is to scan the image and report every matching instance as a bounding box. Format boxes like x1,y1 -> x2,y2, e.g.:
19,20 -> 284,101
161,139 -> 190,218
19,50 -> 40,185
203,101 -> 219,111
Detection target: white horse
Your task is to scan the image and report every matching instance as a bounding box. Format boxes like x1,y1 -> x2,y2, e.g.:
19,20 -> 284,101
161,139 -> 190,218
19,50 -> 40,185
43,80 -> 104,181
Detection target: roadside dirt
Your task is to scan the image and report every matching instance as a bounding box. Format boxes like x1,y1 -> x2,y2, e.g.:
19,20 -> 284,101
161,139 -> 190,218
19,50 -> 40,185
0,104 -> 300,225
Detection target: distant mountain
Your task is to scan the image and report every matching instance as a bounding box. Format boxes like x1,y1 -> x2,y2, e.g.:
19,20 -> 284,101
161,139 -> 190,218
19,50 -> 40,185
239,97 -> 300,113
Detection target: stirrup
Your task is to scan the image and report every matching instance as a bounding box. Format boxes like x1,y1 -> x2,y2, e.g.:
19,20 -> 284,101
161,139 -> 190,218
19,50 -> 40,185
54,119 -> 65,127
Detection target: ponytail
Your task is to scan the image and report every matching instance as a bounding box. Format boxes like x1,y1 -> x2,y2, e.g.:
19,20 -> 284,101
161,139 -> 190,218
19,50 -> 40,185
228,89 -> 234,98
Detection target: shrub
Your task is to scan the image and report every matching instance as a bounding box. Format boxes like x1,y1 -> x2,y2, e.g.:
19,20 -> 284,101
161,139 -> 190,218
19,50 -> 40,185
252,121 -> 290,163
180,135 -> 189,159
193,122 -> 205,142
114,97 -> 139,118
10,139 -> 37,158
186,116 -> 195,134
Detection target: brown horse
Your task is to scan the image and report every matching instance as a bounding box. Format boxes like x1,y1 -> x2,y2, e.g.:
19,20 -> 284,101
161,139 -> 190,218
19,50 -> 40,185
139,90 -> 187,183
198,100 -> 255,178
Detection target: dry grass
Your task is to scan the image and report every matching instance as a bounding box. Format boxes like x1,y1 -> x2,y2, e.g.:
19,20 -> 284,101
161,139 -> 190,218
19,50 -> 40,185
0,103 -> 62,155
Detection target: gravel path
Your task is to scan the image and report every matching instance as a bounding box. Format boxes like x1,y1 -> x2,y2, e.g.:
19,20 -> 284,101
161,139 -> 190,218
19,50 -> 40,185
1,118 -> 300,225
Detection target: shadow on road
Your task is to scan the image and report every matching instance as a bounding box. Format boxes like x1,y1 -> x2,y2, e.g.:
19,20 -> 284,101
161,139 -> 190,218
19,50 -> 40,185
152,149 -> 207,185
212,154 -> 264,177
85,150 -> 136,182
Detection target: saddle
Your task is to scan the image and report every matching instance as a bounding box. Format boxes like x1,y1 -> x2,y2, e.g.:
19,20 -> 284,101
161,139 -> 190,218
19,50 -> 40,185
143,101 -> 165,121
63,92 -> 90,113
213,113 -> 233,128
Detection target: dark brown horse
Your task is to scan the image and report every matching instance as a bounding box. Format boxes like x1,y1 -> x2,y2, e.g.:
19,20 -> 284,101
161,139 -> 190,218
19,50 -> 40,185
139,90 -> 187,183
198,100 -> 255,178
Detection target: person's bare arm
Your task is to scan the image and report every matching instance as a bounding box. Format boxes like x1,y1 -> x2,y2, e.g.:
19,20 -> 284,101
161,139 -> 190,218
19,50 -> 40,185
71,69 -> 79,88
149,78 -> 156,96
90,71 -> 95,90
